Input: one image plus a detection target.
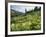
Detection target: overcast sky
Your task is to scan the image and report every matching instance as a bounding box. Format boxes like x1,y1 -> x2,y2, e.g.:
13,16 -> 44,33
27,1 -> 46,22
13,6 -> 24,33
10,5 -> 39,13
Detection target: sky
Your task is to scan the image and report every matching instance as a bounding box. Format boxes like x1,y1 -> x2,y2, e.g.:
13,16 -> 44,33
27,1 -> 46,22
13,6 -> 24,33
10,5 -> 39,13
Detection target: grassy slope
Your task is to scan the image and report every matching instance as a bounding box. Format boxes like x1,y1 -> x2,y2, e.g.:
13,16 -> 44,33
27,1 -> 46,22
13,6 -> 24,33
11,11 -> 41,31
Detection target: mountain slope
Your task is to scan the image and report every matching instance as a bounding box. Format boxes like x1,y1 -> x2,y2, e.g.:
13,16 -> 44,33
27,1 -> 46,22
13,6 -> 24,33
11,9 -> 25,17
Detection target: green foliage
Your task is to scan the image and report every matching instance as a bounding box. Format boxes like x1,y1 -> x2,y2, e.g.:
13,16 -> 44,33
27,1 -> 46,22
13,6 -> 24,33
11,9 -> 41,31
34,7 -> 41,11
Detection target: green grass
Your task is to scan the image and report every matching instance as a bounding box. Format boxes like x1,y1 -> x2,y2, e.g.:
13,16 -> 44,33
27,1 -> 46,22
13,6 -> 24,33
11,11 -> 41,31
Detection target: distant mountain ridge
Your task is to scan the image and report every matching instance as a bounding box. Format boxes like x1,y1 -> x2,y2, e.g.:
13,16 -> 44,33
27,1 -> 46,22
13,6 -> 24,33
11,9 -> 25,17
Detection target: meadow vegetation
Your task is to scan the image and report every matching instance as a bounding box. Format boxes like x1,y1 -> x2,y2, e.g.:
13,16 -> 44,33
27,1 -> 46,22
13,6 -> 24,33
10,7 -> 41,31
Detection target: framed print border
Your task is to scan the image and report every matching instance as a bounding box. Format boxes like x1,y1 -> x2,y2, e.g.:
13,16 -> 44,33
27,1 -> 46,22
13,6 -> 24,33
5,1 -> 45,37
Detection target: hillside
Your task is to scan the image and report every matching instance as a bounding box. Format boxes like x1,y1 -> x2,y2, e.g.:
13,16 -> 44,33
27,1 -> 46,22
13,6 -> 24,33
11,9 -> 25,17
10,10 -> 41,31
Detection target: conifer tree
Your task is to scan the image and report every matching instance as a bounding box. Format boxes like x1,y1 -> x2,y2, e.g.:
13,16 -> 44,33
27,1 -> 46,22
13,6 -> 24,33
25,8 -> 27,15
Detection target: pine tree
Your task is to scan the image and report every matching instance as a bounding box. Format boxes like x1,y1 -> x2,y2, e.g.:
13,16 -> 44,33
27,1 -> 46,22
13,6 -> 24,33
25,8 -> 27,15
